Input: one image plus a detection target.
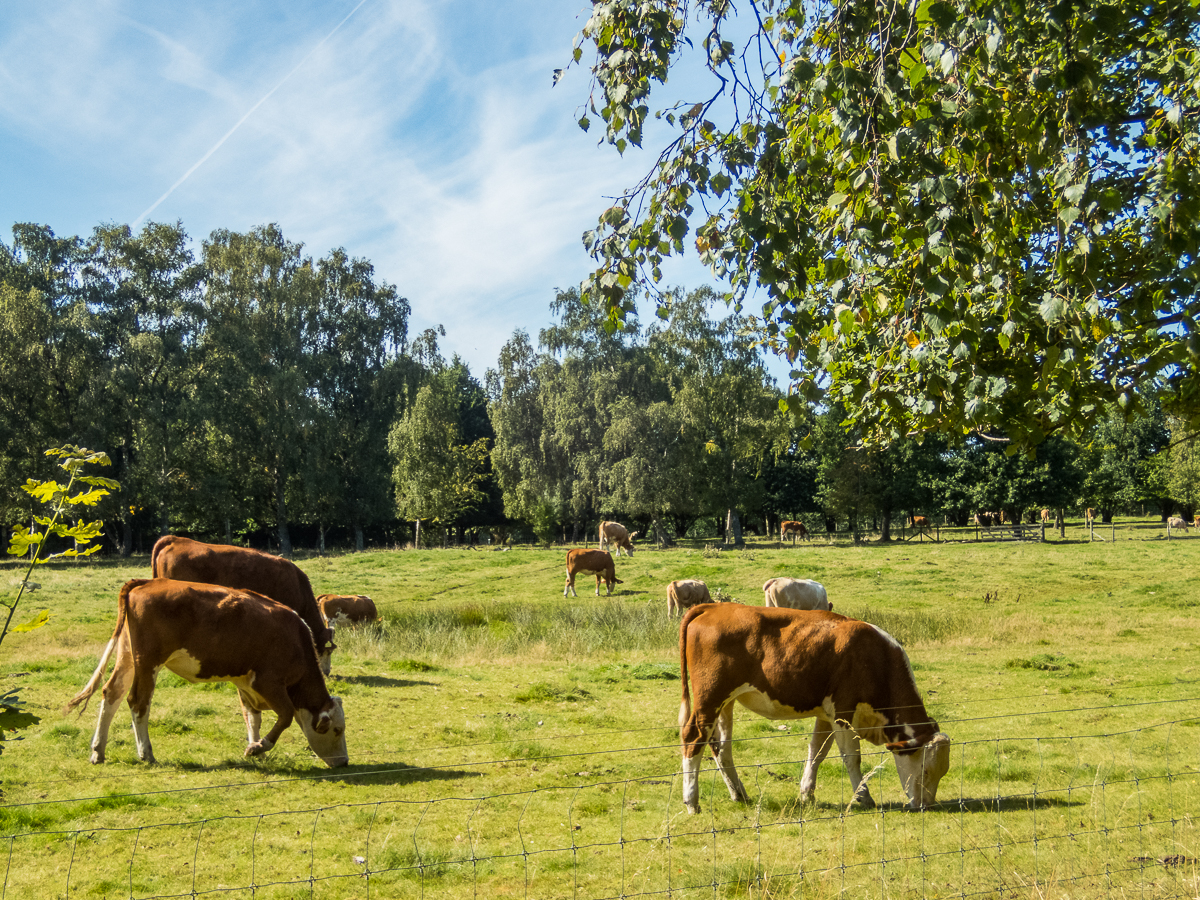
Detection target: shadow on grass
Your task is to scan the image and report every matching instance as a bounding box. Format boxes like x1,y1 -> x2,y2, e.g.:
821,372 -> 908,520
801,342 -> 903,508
754,792 -> 1084,818
330,674 -> 436,689
331,762 -> 482,786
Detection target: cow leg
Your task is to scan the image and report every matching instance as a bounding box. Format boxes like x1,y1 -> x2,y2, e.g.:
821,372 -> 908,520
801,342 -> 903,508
242,682 -> 295,756
595,574 -> 602,596
238,690 -> 263,744
710,703 -> 749,803
126,668 -> 158,764
832,722 -> 874,808
564,576 -> 577,598
800,717 -> 835,803
89,654 -> 135,765
680,704 -> 715,814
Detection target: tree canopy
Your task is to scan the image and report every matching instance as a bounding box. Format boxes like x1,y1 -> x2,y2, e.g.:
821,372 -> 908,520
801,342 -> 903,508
573,0 -> 1200,448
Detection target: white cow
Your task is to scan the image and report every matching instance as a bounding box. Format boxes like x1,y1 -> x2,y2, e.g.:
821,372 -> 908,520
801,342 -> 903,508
762,577 -> 831,611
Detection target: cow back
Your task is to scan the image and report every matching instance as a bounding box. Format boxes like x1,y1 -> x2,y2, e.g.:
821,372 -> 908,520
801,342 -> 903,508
152,536 -> 332,652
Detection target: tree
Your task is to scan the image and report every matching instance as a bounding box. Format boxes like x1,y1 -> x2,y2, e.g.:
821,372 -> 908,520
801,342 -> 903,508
573,0 -> 1200,448
389,355 -> 490,547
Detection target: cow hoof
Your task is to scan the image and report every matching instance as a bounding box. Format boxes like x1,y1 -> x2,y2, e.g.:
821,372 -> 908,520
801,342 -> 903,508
89,750 -> 104,764
685,803 -> 701,815
245,740 -> 274,757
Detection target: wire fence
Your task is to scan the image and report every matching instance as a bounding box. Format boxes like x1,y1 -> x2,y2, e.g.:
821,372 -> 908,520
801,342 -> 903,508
770,515 -> 1198,546
4,701 -> 1198,900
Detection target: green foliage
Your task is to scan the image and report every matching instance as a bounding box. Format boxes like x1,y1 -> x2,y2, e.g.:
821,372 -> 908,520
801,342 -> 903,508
574,0 -> 1200,449
0,445 -> 117,753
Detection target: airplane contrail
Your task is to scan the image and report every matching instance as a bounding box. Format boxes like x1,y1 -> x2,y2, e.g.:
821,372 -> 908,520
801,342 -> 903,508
133,0 -> 372,227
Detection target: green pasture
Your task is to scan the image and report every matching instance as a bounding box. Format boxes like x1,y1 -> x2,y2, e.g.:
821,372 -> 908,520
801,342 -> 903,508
1,524 -> 1198,898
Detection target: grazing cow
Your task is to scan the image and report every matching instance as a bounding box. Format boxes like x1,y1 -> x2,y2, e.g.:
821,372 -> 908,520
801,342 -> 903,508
1168,516 -> 1189,530
908,515 -> 931,533
780,520 -> 808,542
667,579 -> 712,616
564,549 -> 623,597
598,521 -> 638,556
66,579 -> 348,768
317,594 -> 379,627
1085,508 -> 1096,525
762,577 -> 832,611
678,605 -> 951,812
1040,508 -> 1050,523
151,536 -> 335,675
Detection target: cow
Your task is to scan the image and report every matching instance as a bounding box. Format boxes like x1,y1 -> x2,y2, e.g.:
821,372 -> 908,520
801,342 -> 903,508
317,594 -> 379,627
598,521 -> 638,556
762,577 -> 832,611
151,536 -> 335,675
908,515 -> 931,533
678,605 -> 951,813
1040,509 -> 1050,523
667,579 -> 712,616
780,520 -> 808,542
1194,515 -> 1200,529
564,549 -> 623,597
1168,516 -> 1189,530
66,579 -> 348,768
1085,508 -> 1096,525
973,512 -> 993,527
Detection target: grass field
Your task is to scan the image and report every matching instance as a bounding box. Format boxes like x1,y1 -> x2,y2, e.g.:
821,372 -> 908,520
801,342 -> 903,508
1,523 -> 1198,898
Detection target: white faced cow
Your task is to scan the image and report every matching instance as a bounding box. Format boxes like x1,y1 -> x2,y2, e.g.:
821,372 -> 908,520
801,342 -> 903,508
317,594 -> 379,627
762,577 -> 832,611
152,535 -> 336,676
678,605 -> 950,812
66,578 -> 348,768
564,549 -> 623,597
667,579 -> 712,616
599,521 -> 638,556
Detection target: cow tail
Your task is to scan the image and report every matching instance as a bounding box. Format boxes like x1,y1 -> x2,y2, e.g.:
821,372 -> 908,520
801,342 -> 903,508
65,579 -> 143,715
678,608 -> 697,730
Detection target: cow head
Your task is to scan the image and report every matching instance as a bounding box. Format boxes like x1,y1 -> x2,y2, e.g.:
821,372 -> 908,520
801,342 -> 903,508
316,629 -> 337,677
888,732 -> 951,808
296,696 -> 348,767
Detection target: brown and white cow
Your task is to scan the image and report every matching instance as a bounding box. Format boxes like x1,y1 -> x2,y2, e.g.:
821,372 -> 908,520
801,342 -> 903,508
678,605 -> 950,812
1168,516 -> 1189,530
564,549 -> 623,597
66,579 -> 348,768
598,521 -> 638,556
762,577 -> 832,611
317,594 -> 379,627
1085,508 -> 1096,525
780,520 -> 808,542
152,536 -> 336,675
667,579 -> 712,616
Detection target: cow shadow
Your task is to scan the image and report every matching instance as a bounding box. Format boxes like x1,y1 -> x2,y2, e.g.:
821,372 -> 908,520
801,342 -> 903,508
330,762 -> 481,786
328,674 -> 435,689
754,793 -> 1083,817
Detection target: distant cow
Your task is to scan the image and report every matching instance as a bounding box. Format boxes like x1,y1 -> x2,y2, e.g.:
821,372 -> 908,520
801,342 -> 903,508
1194,515 -> 1200,529
317,594 -> 379,626
66,579 -> 348,768
1040,509 -> 1050,523
599,521 -> 638,556
678,605 -> 951,812
908,515 -> 931,533
1168,516 -> 1189,530
780,520 -> 808,542
565,549 -> 623,597
1085,508 -> 1096,525
152,536 -> 335,675
973,512 -> 993,527
668,579 -> 712,616
762,577 -> 832,611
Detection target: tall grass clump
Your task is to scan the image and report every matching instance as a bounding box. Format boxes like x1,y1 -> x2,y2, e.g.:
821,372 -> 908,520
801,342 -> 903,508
840,604 -> 972,644
362,600 -> 678,662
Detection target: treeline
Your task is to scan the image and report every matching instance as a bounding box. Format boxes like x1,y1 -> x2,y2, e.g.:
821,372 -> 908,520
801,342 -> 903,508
2,221 -> 1198,556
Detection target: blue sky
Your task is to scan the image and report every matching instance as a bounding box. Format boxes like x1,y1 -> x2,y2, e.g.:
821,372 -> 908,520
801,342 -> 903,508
1,0 -> 786,382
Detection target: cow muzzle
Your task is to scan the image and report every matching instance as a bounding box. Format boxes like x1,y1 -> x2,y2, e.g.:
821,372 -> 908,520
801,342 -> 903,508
890,732 -> 951,808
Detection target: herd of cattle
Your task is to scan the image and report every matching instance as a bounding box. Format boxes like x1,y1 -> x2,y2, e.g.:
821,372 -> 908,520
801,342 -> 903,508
65,523 -> 953,812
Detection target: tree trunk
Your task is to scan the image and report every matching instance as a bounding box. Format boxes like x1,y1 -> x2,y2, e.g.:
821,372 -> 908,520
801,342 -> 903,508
414,519 -> 421,548
880,508 -> 892,541
725,509 -> 744,547
158,507 -> 170,537
319,523 -> 326,554
275,471 -> 292,558
652,515 -> 672,548
225,518 -> 233,544
120,515 -> 133,558
354,524 -> 364,552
